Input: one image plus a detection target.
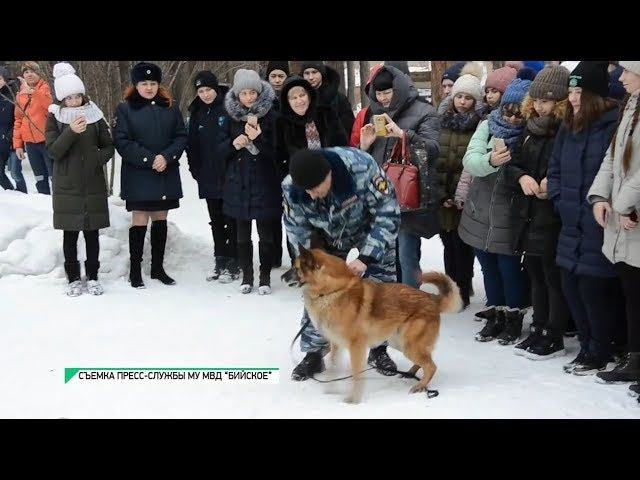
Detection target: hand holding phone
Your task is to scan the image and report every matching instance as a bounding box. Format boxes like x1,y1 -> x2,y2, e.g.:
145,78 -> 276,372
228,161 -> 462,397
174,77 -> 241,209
493,137 -> 506,151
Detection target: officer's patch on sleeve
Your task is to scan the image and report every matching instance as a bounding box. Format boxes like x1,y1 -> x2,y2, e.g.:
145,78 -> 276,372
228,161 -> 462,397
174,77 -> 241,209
372,174 -> 389,195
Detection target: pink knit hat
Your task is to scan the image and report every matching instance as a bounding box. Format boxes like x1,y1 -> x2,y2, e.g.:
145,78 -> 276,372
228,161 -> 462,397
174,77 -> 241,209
485,66 -> 518,94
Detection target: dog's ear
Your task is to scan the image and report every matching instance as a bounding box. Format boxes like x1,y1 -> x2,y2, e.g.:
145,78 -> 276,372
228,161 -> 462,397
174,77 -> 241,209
298,246 -> 319,271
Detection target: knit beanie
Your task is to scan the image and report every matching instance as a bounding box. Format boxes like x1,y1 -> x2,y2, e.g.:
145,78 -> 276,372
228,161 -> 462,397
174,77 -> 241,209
52,62 -> 85,101
300,61 -> 327,78
528,65 -> 569,101
193,70 -> 219,91
266,61 -> 290,77
569,61 -> 609,98
620,61 -> 640,76
232,69 -> 263,95
485,66 -> 517,93
501,78 -> 532,106
289,149 -> 332,189
451,62 -> 483,102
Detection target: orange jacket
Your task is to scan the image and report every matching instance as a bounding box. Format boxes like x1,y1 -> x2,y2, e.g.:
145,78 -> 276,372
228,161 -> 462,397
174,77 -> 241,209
13,79 -> 52,148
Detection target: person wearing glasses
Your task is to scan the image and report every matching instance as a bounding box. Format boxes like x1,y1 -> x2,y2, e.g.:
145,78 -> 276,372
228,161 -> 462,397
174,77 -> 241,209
458,76 -> 532,345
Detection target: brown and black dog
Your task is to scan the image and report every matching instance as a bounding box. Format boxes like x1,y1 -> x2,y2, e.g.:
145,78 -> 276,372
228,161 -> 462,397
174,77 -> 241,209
283,246 -> 462,403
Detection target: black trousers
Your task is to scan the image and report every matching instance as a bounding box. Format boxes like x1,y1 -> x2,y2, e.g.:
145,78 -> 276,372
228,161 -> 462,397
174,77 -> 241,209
63,230 -> 99,280
206,199 -> 237,259
560,269 -> 625,360
615,262 -> 640,352
236,219 -> 275,278
524,253 -> 571,337
440,229 -> 474,302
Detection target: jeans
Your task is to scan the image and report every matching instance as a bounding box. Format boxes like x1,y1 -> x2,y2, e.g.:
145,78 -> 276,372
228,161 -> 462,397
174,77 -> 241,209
25,142 -> 52,195
474,249 -> 529,309
398,230 -> 421,288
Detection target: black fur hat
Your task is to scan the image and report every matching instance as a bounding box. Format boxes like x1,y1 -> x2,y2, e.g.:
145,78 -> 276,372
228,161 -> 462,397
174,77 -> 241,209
131,62 -> 162,85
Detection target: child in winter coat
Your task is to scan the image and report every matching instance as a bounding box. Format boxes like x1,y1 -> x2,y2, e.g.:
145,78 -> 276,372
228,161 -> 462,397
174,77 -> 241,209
547,61 -> 625,375
458,77 -> 532,344
45,63 -> 114,296
435,62 -> 483,307
504,66 -> 572,359
588,61 -> 640,388
221,69 -> 282,295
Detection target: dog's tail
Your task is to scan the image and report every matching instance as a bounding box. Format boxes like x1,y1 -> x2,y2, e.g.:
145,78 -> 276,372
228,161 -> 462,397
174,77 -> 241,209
420,272 -> 463,314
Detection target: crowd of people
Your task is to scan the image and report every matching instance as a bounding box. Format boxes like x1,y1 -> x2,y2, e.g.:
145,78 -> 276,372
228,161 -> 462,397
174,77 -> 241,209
1,59 -> 638,401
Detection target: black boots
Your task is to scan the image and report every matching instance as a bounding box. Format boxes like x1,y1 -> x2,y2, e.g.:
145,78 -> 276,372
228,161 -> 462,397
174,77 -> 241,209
497,309 -> 525,345
367,345 -> 398,376
129,221 -> 175,288
596,352 -> 640,383
475,308 -> 506,342
129,225 -> 146,288
150,220 -> 175,285
291,351 -> 325,381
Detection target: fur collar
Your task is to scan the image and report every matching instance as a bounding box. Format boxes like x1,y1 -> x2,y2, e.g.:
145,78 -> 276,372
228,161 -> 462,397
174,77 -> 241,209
127,90 -> 171,110
224,80 -> 275,122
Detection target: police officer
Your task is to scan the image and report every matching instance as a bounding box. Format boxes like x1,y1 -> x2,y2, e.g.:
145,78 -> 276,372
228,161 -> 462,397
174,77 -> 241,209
282,146 -> 401,380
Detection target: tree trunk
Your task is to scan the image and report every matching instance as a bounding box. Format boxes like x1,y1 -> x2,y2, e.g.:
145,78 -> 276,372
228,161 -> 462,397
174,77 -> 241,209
359,60 -> 370,108
346,61 -> 356,107
431,61 -> 447,107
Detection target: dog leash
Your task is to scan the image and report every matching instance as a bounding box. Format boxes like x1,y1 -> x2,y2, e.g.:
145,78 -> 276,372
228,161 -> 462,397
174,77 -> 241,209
291,319 -> 439,399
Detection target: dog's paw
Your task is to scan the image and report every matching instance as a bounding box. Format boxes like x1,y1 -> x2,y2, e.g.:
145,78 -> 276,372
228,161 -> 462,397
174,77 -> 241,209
409,384 -> 428,394
343,394 -> 362,404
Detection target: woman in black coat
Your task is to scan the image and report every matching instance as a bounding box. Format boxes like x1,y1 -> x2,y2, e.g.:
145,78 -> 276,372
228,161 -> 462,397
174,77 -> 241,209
186,71 -> 239,283
504,66 -> 572,360
113,62 -> 187,289
276,75 -> 348,263
220,69 -> 282,295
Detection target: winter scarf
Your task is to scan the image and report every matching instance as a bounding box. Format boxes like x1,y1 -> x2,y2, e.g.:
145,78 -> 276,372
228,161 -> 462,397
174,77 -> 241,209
440,109 -> 481,133
488,107 -> 525,146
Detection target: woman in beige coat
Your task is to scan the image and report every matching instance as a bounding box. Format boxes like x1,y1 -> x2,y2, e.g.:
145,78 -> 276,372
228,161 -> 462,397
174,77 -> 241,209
588,61 -> 640,391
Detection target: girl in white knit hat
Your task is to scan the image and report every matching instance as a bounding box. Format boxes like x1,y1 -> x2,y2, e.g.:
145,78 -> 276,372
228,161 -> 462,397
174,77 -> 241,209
44,62 -> 114,297
435,62 -> 484,310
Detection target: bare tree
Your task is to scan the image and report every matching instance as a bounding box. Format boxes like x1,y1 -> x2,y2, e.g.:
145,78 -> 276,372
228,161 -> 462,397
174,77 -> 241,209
346,61 -> 356,107
359,60 -> 370,108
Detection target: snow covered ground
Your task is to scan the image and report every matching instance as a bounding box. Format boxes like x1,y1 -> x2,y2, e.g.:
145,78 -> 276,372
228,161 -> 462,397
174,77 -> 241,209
0,158 -> 638,418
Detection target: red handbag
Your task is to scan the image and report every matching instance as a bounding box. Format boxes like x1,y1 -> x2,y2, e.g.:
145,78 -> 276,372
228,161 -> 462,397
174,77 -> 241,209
381,135 -> 420,210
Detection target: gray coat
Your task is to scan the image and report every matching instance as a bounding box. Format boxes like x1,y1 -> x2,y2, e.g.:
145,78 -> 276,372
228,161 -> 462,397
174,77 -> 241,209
46,112 -> 113,231
458,119 -> 519,255
588,93 -> 640,268
366,66 -> 440,166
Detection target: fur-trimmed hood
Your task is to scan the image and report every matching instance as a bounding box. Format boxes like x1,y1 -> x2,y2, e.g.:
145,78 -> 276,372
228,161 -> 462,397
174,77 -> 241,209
224,80 -> 275,121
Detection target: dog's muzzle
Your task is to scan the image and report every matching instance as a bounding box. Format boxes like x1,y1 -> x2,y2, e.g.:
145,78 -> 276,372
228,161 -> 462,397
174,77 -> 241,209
281,266 -> 304,287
